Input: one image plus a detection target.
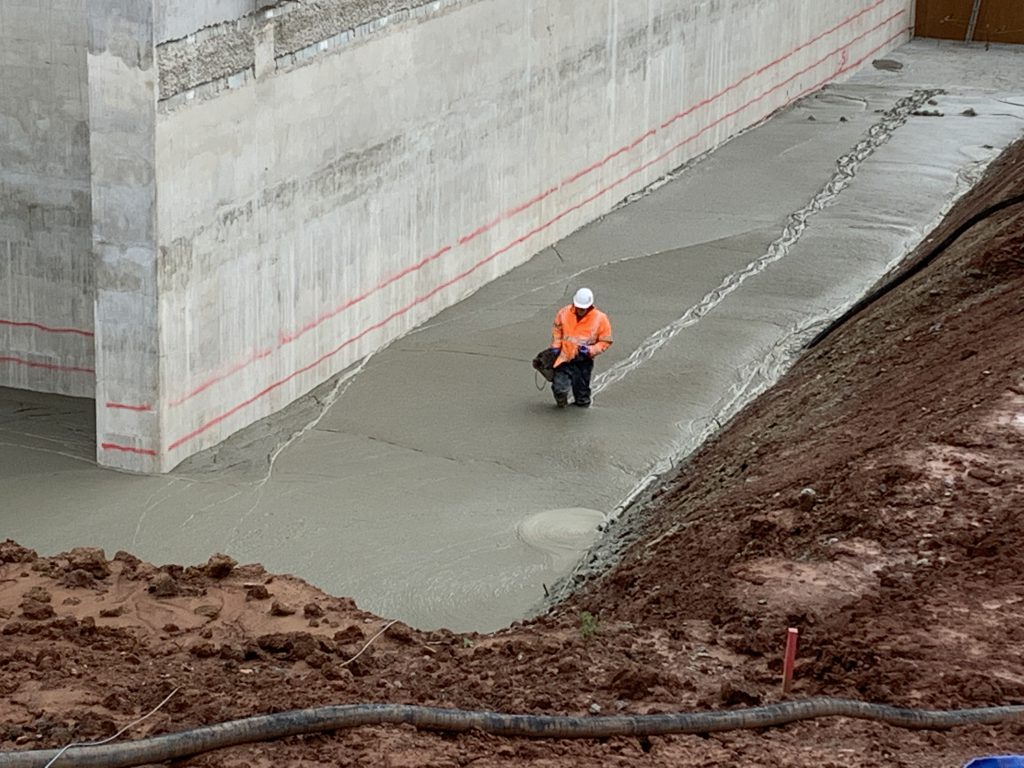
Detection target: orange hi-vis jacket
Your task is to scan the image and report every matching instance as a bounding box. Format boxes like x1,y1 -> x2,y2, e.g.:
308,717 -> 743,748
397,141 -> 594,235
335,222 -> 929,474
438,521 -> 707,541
551,304 -> 613,367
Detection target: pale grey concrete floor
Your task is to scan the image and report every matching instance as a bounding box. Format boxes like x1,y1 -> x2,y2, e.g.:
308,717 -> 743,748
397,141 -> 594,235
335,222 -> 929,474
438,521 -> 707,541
3,41 -> 1022,632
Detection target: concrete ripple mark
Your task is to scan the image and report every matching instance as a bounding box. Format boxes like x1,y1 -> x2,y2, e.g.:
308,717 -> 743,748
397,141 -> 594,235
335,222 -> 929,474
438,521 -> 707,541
593,87 -> 942,398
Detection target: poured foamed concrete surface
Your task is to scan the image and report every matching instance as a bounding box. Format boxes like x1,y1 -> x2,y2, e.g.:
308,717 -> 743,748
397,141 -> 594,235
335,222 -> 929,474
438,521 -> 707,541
3,41 -> 1022,632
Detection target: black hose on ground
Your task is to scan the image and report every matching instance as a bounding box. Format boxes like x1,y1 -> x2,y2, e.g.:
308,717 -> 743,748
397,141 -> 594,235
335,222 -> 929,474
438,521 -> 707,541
805,191 -> 1024,350
3,699 -> 1023,768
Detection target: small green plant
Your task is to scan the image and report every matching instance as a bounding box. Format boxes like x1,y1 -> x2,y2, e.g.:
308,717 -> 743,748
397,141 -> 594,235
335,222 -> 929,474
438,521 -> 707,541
462,637 -> 474,648
578,611 -> 600,641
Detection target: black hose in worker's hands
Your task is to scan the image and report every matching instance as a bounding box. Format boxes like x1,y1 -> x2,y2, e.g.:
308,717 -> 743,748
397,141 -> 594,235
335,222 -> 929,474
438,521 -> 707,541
2,699 -> 1022,768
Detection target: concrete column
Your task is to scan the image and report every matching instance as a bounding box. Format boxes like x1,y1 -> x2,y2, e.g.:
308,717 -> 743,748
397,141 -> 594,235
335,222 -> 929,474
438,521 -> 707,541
87,1 -> 162,472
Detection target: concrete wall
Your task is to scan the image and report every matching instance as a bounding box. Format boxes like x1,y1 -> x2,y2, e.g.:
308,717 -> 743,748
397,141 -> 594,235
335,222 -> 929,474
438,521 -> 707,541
143,0 -> 915,471
0,0 -> 94,397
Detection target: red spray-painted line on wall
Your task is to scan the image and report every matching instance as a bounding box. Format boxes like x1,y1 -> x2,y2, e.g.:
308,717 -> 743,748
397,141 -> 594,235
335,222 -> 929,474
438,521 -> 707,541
461,0 -> 891,245
105,402 -> 154,412
164,246 -> 455,407
658,0 -> 888,132
152,0 -> 896,412
100,442 -> 158,457
0,358 -> 154,456
652,15 -> 910,158
0,318 -> 94,338
166,17 -> 910,455
170,347 -> 277,407
0,355 -> 95,375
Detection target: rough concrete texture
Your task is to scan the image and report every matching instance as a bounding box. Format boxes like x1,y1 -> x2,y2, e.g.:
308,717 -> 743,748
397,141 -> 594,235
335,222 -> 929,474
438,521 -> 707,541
156,0 -> 430,98
272,0 -> 425,56
4,42 -> 1021,632
150,0 -> 915,472
0,0 -> 94,397
157,18 -> 257,98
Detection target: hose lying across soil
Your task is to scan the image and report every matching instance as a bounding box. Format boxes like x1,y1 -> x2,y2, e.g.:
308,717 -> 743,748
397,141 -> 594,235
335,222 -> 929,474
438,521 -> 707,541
806,191 -> 1024,349
3,699 -> 1023,768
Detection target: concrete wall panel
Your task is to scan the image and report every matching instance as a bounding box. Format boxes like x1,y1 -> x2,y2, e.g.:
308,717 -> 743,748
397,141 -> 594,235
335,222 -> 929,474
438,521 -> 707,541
0,0 -> 94,396
88,1 -> 163,471
151,0 -> 915,468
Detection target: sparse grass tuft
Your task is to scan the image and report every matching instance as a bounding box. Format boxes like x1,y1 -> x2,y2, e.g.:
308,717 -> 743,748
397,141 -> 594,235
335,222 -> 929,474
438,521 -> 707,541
578,611 -> 600,641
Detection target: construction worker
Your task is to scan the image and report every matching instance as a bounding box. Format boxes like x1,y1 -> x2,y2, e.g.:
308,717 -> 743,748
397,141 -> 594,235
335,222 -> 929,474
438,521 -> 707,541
549,287 -> 613,408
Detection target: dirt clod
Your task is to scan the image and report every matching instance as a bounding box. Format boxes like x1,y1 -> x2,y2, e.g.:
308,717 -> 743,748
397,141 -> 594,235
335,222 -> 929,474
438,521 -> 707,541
64,548 -> 111,579
270,601 -> 296,617
245,584 -> 271,601
205,554 -> 238,579
148,572 -> 179,597
19,600 -> 55,621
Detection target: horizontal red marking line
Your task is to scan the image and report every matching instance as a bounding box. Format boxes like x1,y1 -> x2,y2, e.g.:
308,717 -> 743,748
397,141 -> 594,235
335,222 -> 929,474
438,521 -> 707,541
169,250 -> 510,451
167,244 -> 455,408
0,355 -> 95,375
489,13 -> 911,272
101,442 -> 158,457
458,188 -> 557,247
651,10 -> 909,167
165,0 -> 893,409
0,318 -> 94,338
168,345 -> 276,407
167,14 -> 908,454
462,0 -> 891,245
560,129 -> 658,189
659,0 -> 889,132
634,21 -> 912,206
278,245 -> 455,347
106,402 -> 153,412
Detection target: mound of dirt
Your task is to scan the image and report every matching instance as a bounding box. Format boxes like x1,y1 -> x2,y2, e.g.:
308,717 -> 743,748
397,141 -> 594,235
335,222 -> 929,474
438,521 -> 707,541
1,141 -> 1022,767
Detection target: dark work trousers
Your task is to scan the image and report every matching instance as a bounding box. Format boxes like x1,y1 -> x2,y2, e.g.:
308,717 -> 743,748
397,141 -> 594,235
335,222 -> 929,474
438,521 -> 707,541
552,356 -> 594,407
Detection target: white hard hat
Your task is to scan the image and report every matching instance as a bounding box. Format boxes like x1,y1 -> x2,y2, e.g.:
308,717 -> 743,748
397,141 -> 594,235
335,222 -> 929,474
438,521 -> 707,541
572,287 -> 594,309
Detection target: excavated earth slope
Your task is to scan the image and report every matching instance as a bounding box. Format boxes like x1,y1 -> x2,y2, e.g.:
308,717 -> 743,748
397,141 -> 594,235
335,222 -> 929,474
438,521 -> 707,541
1,140 -> 1023,766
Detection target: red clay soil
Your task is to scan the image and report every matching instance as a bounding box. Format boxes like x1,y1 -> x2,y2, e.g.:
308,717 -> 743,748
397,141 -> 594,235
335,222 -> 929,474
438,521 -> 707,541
2,140 -> 1023,767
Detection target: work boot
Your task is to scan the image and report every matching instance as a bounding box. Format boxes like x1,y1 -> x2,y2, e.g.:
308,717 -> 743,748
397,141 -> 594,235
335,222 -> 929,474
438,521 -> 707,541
554,393 -> 569,408
574,399 -> 591,408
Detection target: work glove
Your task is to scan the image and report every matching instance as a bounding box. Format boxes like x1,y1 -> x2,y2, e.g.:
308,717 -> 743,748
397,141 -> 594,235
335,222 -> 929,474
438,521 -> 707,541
578,344 -> 590,358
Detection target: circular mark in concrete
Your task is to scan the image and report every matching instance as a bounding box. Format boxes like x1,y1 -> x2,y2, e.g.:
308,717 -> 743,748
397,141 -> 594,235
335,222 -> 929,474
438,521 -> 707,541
517,508 -> 605,569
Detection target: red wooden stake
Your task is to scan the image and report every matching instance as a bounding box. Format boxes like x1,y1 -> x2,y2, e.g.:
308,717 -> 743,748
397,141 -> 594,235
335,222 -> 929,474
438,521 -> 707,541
782,627 -> 799,694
